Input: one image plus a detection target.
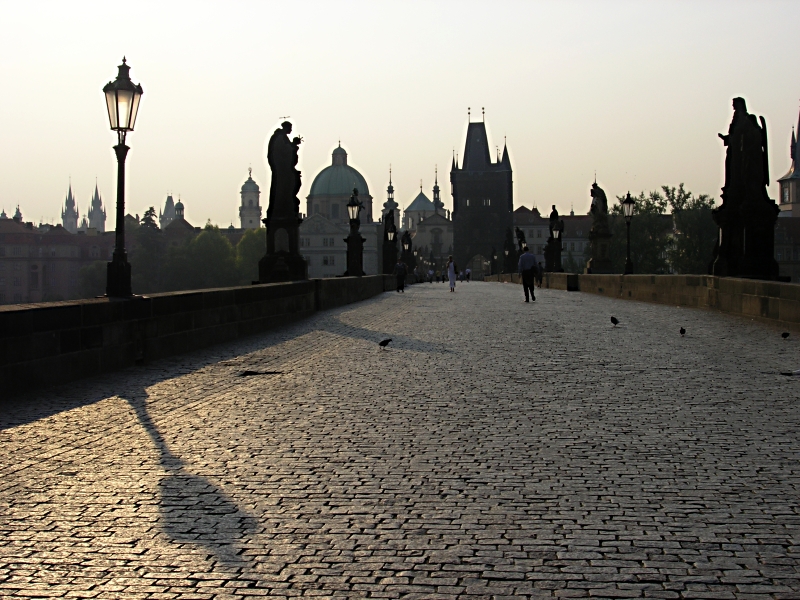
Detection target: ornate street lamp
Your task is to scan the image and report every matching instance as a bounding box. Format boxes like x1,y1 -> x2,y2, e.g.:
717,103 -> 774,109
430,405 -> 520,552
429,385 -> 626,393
622,191 -> 635,275
103,57 -> 143,297
344,188 -> 365,276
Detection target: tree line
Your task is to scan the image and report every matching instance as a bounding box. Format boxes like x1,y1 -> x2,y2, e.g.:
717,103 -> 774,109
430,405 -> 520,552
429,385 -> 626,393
572,184 -> 717,275
79,207 -> 265,297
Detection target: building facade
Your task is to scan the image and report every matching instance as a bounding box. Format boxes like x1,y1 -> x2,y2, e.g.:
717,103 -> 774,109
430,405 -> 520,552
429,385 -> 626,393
300,144 -> 379,278
0,218 -> 115,304
451,121 -> 513,274
512,206 -> 591,272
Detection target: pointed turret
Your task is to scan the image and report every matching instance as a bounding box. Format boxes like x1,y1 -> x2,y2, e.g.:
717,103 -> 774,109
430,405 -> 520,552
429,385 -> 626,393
383,165 -> 399,221
451,151 -> 457,172
500,138 -> 511,169
61,182 -> 79,233
87,183 -> 106,232
432,166 -> 444,213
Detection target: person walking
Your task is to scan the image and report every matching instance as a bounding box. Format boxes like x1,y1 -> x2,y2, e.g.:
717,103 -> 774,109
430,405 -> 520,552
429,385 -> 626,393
465,268 -> 471,282
393,259 -> 407,293
447,256 -> 457,292
537,261 -> 544,288
518,246 -> 537,302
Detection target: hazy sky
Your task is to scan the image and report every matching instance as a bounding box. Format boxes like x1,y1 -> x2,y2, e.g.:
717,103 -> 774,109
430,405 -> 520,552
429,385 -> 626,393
1,0 -> 799,227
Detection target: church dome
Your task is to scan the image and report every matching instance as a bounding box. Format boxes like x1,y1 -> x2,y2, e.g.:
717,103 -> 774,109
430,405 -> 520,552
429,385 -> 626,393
309,145 -> 370,197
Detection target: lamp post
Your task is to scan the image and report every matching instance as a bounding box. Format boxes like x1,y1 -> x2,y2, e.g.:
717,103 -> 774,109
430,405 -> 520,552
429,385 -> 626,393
622,192 -> 635,275
103,57 -> 143,297
344,188 -> 365,276
546,206 -> 564,272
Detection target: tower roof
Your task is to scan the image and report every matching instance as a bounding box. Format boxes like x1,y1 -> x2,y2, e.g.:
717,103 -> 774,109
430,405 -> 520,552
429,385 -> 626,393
406,191 -> 435,212
241,168 -> 260,193
458,121 -> 511,172
461,122 -> 492,170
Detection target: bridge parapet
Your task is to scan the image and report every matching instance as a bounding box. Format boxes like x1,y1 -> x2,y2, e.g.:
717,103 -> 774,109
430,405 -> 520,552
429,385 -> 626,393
1,275 -> 396,398
486,273 -> 800,331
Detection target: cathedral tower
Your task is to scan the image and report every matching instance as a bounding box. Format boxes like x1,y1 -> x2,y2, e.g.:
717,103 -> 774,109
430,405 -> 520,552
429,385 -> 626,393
451,118 -> 513,271
61,183 -> 78,233
87,184 -> 106,232
239,168 -> 263,229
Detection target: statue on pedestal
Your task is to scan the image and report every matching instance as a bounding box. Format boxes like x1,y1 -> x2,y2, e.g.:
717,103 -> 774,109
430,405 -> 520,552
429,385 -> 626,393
586,181 -> 613,274
259,121 -> 308,283
712,98 -> 779,280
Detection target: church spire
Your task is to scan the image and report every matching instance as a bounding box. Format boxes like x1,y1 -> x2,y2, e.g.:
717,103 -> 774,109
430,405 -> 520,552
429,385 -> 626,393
432,166 -> 444,213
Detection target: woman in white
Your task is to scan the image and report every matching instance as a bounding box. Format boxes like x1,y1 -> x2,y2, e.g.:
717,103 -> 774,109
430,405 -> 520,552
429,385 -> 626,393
447,256 -> 457,292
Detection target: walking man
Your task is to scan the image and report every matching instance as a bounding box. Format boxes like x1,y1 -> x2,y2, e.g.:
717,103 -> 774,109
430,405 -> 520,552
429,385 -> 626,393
537,261 -> 544,288
518,246 -> 537,302
394,259 -> 407,293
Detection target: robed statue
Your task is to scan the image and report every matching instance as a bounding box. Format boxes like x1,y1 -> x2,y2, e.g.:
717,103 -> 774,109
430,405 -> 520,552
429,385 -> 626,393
586,181 -> 612,273
265,121 -> 302,228
711,98 -> 779,280
258,121 -> 308,282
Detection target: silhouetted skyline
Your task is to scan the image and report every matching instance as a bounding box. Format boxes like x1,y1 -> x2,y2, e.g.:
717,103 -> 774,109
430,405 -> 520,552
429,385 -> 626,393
1,1 -> 798,226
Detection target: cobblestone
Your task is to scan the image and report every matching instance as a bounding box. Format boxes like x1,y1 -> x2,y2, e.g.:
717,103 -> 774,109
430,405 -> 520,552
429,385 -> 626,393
1,282 -> 800,598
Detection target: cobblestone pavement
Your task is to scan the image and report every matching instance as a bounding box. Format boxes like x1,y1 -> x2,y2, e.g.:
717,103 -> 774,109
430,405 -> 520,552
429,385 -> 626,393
2,281 -> 800,599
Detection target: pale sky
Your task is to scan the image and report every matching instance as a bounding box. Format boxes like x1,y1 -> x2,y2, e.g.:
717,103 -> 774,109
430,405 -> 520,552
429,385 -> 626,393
1,0 -> 798,227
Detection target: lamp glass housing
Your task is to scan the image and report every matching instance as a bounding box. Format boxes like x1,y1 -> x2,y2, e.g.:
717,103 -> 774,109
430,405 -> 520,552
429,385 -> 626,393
103,59 -> 143,132
347,200 -> 360,221
403,242 -> 410,252
552,228 -> 560,239
622,194 -> 635,220
387,229 -> 395,241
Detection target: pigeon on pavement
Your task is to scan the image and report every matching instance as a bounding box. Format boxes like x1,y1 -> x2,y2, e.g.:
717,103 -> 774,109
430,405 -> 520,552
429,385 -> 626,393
782,332 -> 790,339
680,327 -> 686,337
379,338 -> 392,349
611,316 -> 619,327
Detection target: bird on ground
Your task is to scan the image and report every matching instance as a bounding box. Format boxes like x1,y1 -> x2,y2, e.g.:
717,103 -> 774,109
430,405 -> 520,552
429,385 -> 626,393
611,316 -> 619,327
379,338 -> 392,350
782,332 -> 790,339
680,327 -> 686,337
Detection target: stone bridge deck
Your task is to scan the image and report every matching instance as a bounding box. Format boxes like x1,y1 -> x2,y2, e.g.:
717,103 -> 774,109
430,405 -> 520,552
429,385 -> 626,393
2,282 -> 799,599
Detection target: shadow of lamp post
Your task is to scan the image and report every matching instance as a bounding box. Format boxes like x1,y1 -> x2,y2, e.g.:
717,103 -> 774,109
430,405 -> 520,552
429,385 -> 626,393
344,188 -> 365,276
103,57 -> 143,298
622,191 -> 635,275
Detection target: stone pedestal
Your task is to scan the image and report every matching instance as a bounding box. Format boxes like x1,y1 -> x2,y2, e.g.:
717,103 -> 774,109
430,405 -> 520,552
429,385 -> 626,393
712,195 -> 779,280
258,214 -> 307,283
586,231 -> 613,274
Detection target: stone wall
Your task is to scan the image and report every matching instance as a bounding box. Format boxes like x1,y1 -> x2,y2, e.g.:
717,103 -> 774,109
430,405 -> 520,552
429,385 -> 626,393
1,275 -> 396,397
485,273 -> 800,331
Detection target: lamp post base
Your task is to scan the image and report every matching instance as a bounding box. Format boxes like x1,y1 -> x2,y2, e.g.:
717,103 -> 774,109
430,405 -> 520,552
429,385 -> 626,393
106,258 -> 132,297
